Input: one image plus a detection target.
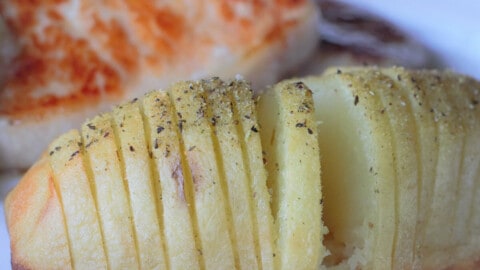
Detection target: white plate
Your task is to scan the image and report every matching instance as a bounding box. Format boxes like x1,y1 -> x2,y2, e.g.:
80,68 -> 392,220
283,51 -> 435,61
1,1 -> 480,269
338,0 -> 480,80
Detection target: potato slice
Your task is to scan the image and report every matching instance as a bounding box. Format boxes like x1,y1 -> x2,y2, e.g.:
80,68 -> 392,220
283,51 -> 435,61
204,78 -> 258,269
381,67 -> 439,268
258,81 -> 324,269
303,70 -> 396,269
359,69 -> 420,269
430,72 -> 480,260
112,101 -> 167,269
142,90 -> 200,269
230,80 -> 275,270
5,157 -> 72,270
412,71 -> 464,267
82,114 -> 139,269
48,130 -> 107,269
170,80 -> 235,269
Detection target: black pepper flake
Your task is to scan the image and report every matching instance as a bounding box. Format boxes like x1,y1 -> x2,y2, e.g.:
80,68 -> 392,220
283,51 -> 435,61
336,69 -> 342,74
129,146 -> 135,152
87,123 -> 96,130
55,146 -> 61,151
189,146 -> 196,151
178,119 -> 186,132
369,167 -> 373,173
354,95 -> 359,106
307,128 -> 313,134
69,150 -> 80,160
154,139 -> 159,149
244,115 -> 251,119
103,132 -> 110,138
211,117 -> 217,126
251,125 -> 258,132
49,151 -> 54,156
472,99 -> 479,106
294,81 -> 304,89
296,122 -> 305,128
157,126 -> 164,133
397,74 -> 402,81
131,97 -> 138,103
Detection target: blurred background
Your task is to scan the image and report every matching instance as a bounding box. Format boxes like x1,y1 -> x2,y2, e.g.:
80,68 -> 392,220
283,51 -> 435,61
331,0 -> 480,79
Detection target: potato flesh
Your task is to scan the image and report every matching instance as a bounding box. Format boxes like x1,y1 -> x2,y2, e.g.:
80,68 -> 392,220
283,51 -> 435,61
303,72 -> 396,270
258,81 -> 324,269
368,71 -> 419,269
82,114 -> 139,269
204,79 -> 259,269
112,102 -> 168,269
381,68 -> 439,268
5,158 -> 72,269
142,91 -> 201,269
231,81 -> 276,270
48,130 -> 107,269
170,81 -> 236,269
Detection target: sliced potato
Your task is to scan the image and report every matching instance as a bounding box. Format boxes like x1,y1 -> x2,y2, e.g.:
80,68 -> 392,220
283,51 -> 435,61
303,69 -> 396,269
204,78 -> 258,269
412,71 -> 464,267
142,90 -> 201,269
230,80 -> 276,270
112,101 -> 167,269
381,67 -> 439,268
48,130 -> 107,269
361,69 -> 420,269
170,80 -> 235,269
433,72 -> 480,260
5,157 -> 72,270
258,80 -> 324,269
82,114 -> 139,269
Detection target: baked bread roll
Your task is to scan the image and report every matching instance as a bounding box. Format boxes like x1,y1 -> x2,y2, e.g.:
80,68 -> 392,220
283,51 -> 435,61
5,68 -> 480,269
0,0 -> 319,170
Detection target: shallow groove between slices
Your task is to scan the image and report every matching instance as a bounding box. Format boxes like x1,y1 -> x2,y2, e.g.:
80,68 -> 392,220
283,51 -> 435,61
82,114 -> 139,269
48,130 -> 108,269
230,81 -> 275,270
441,75 -> 469,249
112,102 -> 167,269
381,67 -> 437,268
46,159 -> 74,269
138,100 -> 171,269
79,124 -> 110,270
417,71 -> 463,266
205,78 -> 258,269
170,81 -> 235,269
143,90 -> 202,270
377,71 -> 419,269
108,114 -> 141,269
204,86 -> 241,269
